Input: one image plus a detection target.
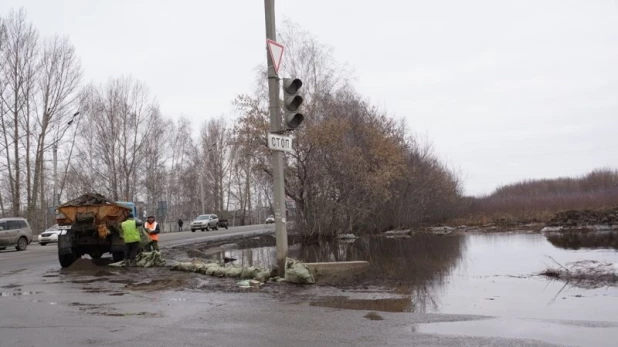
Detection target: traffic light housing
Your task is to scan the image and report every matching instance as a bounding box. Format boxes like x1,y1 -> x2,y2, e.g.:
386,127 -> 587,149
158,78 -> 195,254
282,78 -> 304,129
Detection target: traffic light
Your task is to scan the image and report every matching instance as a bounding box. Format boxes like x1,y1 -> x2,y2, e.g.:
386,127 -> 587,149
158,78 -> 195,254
282,78 -> 304,129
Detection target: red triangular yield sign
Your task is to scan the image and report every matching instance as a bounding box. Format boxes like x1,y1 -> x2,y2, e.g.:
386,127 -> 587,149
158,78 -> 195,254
266,39 -> 285,75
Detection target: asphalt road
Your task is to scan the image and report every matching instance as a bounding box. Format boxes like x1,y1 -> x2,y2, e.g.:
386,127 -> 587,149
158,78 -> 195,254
0,224 -> 274,271
0,225 -> 587,347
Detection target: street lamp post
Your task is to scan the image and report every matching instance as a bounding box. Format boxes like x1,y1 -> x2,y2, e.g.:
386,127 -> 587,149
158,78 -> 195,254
53,111 -> 80,208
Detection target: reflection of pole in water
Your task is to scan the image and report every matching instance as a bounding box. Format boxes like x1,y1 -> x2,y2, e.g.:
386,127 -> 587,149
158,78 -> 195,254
297,233 -> 467,313
221,246 -> 279,269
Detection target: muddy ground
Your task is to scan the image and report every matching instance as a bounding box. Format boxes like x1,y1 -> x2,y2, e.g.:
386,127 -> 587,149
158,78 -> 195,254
57,233 -> 355,296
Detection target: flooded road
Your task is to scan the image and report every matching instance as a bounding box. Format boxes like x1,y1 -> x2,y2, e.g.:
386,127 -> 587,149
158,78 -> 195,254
1,231 -> 617,346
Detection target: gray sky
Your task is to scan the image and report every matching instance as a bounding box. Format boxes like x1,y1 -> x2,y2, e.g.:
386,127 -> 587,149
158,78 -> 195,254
2,0 -> 617,196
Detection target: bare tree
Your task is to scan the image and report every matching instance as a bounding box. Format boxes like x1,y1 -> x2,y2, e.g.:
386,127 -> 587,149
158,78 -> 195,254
0,16 -> 7,216
164,117 -> 199,220
75,77 -> 161,201
30,35 -> 81,220
0,8 -> 39,215
200,117 -> 234,213
142,117 -> 171,221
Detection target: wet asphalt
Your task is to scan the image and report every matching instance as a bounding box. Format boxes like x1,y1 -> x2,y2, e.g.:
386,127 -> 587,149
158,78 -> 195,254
0,227 -> 613,346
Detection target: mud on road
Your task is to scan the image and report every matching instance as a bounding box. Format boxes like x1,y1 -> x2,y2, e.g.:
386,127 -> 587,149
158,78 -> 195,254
48,234 -> 324,297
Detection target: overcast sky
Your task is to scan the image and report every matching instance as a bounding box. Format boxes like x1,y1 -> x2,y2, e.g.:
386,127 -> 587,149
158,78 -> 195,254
2,0 -> 617,196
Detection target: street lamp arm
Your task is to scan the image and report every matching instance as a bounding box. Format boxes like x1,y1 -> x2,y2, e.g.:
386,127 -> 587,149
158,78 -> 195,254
54,111 -> 80,145
58,116 -> 81,200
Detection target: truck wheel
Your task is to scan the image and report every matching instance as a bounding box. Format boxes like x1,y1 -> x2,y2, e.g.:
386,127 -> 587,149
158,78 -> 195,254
16,237 -> 28,251
225,225 -> 228,230
59,252 -> 76,268
40,243 -> 47,246
112,252 -> 124,262
191,229 -> 196,232
89,250 -> 103,259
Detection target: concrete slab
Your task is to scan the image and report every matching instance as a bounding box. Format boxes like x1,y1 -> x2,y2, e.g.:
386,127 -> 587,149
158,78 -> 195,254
304,261 -> 370,283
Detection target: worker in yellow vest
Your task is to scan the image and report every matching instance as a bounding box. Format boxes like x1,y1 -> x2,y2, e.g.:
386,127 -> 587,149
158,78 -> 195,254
121,213 -> 143,266
144,215 -> 161,251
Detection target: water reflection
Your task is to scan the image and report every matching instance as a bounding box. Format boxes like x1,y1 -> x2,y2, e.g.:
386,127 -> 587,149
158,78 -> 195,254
211,235 -> 466,287
210,246 -> 278,268
209,234 -> 466,312
205,233 -> 618,316
203,233 -> 618,317
545,230 -> 618,250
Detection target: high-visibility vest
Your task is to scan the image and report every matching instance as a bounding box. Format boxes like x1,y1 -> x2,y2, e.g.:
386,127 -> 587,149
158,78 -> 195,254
145,221 -> 159,241
121,219 -> 141,243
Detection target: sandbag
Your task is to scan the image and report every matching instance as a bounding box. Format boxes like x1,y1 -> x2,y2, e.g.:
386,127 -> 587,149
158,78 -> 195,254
254,269 -> 272,282
224,266 -> 243,278
212,266 -> 227,277
284,258 -> 315,284
169,260 -> 277,283
240,266 -> 259,279
139,227 -> 152,248
171,262 -> 197,272
196,263 -> 220,275
109,251 -> 165,268
136,251 -> 165,267
205,266 -> 219,276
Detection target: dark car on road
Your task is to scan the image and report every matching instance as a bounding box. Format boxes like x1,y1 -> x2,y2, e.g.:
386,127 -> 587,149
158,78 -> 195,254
218,218 -> 229,229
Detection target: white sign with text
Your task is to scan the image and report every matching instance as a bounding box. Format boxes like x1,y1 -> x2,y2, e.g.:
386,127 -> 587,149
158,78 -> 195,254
268,133 -> 293,152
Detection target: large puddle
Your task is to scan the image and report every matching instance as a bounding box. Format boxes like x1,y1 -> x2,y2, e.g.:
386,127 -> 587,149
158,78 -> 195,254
206,233 -> 618,321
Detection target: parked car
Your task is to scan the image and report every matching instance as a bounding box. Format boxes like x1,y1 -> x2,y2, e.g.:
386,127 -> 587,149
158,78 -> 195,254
265,215 -> 275,224
38,224 -> 62,246
191,214 -> 219,232
0,217 -> 33,251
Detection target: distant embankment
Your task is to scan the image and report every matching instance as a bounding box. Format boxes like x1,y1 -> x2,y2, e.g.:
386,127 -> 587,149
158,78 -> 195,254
452,168 -> 618,226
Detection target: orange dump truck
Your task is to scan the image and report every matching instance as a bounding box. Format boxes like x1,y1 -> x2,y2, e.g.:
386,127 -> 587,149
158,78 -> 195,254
56,193 -> 137,268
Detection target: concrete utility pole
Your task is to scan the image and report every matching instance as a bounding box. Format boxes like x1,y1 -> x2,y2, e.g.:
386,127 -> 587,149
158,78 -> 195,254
264,0 -> 288,274
53,130 -> 58,208
200,170 -> 205,214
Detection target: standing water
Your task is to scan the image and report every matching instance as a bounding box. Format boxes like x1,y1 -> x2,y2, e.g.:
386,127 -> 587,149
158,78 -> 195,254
208,232 -> 618,346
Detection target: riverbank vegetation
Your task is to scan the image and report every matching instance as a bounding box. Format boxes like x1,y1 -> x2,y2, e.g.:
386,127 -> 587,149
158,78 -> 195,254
452,169 -> 618,226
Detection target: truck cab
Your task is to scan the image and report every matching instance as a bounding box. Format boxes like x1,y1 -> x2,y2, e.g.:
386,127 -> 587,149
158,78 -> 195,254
115,201 -> 139,221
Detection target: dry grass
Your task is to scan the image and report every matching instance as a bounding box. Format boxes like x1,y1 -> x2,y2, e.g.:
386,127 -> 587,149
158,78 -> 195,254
540,259 -> 618,289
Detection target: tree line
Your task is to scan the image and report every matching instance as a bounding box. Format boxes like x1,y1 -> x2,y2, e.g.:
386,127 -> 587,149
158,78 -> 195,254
0,10 -> 461,237
456,168 -> 618,225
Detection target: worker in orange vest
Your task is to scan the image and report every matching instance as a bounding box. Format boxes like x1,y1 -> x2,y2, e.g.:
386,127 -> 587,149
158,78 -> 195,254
144,215 -> 161,251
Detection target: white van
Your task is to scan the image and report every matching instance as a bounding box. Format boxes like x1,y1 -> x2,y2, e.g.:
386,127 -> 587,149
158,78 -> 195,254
0,217 -> 33,251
